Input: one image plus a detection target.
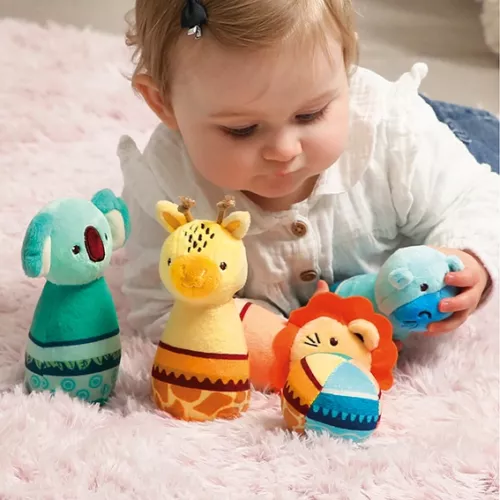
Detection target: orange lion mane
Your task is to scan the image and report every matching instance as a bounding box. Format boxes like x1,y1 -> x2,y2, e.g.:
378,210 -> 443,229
270,292 -> 398,392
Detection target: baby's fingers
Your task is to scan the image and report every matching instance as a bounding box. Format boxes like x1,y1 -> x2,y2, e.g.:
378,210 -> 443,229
313,280 -> 329,296
427,310 -> 469,335
440,288 -> 479,313
445,268 -> 479,288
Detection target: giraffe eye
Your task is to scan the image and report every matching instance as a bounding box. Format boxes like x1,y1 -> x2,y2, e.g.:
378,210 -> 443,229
167,258 -> 172,266
220,262 -> 227,270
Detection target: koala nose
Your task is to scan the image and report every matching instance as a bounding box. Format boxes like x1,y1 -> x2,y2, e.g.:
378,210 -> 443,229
84,226 -> 105,263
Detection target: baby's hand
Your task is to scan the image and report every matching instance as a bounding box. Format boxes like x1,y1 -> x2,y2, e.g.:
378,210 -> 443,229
427,247 -> 490,335
313,280 -> 330,296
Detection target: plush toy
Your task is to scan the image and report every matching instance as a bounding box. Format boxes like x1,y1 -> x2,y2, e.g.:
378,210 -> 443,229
151,196 -> 252,421
270,293 -> 398,441
330,246 -> 464,341
21,189 -> 130,404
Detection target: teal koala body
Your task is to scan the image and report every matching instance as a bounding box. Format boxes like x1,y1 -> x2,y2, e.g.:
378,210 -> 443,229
21,189 -> 130,404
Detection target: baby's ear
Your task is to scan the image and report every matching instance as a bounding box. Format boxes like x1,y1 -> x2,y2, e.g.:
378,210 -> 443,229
91,189 -> 131,250
21,212 -> 53,278
221,211 -> 251,240
156,201 -> 187,233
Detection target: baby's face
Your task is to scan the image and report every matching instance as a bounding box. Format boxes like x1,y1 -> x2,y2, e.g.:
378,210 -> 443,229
168,36 -> 349,207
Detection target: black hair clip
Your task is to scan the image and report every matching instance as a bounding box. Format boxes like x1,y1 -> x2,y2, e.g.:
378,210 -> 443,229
181,0 -> 208,39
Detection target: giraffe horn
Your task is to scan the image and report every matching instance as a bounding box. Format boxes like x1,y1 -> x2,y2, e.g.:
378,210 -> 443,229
216,195 -> 236,224
178,196 -> 196,222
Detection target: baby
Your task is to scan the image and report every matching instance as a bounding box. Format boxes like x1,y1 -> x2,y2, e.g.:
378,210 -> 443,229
118,0 -> 499,347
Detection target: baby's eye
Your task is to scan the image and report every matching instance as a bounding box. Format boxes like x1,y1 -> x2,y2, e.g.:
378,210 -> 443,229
221,125 -> 258,138
296,104 -> 329,124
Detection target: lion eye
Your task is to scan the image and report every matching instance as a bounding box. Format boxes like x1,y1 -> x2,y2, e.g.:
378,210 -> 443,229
329,337 -> 338,347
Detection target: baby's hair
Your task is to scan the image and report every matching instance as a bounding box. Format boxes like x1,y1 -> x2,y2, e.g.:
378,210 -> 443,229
126,0 -> 358,98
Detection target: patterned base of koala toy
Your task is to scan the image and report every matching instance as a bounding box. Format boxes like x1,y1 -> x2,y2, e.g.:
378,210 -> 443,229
25,366 -> 119,404
24,330 -> 121,405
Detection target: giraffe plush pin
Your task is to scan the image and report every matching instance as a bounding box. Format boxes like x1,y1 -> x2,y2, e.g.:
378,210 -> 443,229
151,196 -> 252,421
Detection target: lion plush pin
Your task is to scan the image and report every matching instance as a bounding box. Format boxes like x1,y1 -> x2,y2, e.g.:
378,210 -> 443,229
270,293 -> 398,442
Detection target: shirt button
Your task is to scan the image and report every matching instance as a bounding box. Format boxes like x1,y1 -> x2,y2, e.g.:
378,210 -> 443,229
291,221 -> 307,237
300,270 -> 318,282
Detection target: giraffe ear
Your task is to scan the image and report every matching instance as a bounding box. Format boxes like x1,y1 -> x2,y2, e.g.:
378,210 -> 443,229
221,211 -> 250,240
156,201 -> 187,233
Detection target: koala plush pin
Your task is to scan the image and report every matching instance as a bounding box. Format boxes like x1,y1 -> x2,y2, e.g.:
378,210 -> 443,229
21,189 -> 130,404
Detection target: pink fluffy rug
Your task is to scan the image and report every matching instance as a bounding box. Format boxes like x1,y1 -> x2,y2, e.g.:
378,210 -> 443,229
0,19 -> 498,500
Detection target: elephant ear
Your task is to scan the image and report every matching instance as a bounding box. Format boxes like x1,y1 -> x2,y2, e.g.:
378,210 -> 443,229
388,268 -> 414,290
446,255 -> 464,272
91,189 -> 131,250
21,212 -> 53,278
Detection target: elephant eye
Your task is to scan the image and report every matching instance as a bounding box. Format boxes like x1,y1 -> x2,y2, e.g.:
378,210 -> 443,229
329,337 -> 338,347
420,283 -> 429,292
72,245 -> 81,255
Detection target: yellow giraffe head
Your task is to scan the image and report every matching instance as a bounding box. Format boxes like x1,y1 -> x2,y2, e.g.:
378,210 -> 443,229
156,196 -> 250,306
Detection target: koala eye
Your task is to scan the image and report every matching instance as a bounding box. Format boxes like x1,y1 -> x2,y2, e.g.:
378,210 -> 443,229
420,283 -> 429,292
104,233 -> 108,241
329,337 -> 339,347
167,258 -> 172,266
220,262 -> 227,270
72,245 -> 81,255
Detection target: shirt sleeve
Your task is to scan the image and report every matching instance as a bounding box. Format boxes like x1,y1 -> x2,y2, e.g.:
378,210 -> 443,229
386,79 -> 500,298
121,185 -> 174,339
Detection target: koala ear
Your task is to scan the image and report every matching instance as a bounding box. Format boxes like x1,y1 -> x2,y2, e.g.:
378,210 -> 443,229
347,319 -> 380,352
91,189 -> 131,250
221,211 -> 251,240
156,200 -> 187,233
446,255 -> 464,272
21,212 -> 53,278
388,268 -> 414,290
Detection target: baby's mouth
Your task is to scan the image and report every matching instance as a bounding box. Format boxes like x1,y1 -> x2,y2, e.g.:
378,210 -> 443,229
275,163 -> 304,177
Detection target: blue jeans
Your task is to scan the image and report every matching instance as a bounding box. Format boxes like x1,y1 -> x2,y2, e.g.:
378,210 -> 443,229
421,95 -> 499,174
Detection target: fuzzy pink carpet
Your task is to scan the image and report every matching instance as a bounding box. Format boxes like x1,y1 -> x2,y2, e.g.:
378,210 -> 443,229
0,19 -> 498,500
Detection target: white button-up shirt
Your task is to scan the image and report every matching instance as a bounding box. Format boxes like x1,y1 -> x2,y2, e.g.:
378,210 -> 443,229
118,63 -> 499,339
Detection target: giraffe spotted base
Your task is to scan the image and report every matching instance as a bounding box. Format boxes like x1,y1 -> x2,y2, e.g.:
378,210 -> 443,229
152,378 -> 251,421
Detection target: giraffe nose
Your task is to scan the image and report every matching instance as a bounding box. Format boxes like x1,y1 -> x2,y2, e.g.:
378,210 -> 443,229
180,261 -> 207,288
170,256 -> 220,298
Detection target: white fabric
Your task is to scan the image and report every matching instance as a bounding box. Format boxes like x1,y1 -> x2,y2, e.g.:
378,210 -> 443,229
118,63 -> 500,339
